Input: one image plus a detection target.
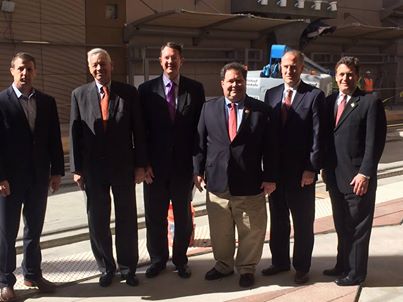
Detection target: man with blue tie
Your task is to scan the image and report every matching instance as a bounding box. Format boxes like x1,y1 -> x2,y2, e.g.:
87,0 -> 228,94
138,42 -> 205,279
193,62 -> 277,287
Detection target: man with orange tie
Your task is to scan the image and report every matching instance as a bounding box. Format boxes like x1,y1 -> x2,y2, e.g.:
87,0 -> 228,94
193,62 -> 277,287
261,50 -> 325,284
322,56 -> 386,286
69,48 -> 147,287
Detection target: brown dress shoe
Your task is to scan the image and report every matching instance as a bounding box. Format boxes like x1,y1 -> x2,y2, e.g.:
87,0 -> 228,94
24,277 -> 56,293
0,287 -> 16,302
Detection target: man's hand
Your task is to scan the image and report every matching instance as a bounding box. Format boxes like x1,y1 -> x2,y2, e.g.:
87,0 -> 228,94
134,167 -> 145,184
144,166 -> 155,184
73,173 -> 85,190
0,180 -> 11,197
350,173 -> 369,196
261,182 -> 276,196
193,175 -> 206,192
49,175 -> 62,193
301,170 -> 315,187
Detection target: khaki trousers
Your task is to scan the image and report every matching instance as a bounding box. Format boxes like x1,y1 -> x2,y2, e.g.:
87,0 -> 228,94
206,190 -> 267,274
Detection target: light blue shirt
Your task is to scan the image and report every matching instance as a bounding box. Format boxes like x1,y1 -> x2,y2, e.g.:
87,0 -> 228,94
224,98 -> 244,131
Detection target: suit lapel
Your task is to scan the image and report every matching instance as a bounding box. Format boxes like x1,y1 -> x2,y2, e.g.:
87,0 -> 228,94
109,82 -> 119,119
292,82 -> 307,111
88,82 -> 102,121
236,97 -> 251,138
215,97 -> 231,142
177,76 -> 188,113
7,87 -> 32,133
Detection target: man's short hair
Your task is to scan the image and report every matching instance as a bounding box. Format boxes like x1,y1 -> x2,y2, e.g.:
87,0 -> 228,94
11,52 -> 36,68
160,42 -> 183,57
281,49 -> 304,65
220,62 -> 247,80
335,56 -> 360,75
87,48 -> 111,63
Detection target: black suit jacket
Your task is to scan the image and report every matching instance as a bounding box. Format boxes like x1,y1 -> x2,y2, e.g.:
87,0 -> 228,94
193,95 -> 277,196
0,86 -> 64,187
264,81 -> 324,187
138,75 -> 205,180
323,88 -> 386,193
69,80 -> 147,184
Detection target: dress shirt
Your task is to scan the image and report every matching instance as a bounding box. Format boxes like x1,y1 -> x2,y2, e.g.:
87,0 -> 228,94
334,92 -> 351,116
224,98 -> 244,131
12,83 -> 36,132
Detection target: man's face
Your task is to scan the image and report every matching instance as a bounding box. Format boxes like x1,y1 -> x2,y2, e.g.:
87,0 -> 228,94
159,46 -> 182,80
221,68 -> 246,102
281,52 -> 304,88
10,58 -> 36,92
88,53 -> 112,85
335,64 -> 359,95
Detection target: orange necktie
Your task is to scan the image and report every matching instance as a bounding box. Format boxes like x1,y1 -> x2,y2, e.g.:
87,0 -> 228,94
228,103 -> 237,142
101,86 -> 109,128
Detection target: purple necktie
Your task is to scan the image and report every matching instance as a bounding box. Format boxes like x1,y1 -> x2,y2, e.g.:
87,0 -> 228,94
167,81 -> 176,121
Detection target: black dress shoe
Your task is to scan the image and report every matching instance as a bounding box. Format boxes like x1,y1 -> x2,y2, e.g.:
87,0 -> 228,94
294,271 -> 309,284
24,277 -> 56,293
239,273 -> 255,287
205,267 -> 234,280
99,272 -> 114,287
176,265 -> 192,279
335,276 -> 363,286
121,272 -> 139,287
261,265 -> 290,276
323,267 -> 344,276
145,263 -> 166,278
0,286 -> 16,302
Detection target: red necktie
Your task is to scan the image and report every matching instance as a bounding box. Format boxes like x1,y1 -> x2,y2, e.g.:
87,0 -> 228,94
281,89 -> 292,125
228,103 -> 237,142
335,94 -> 346,126
101,86 -> 109,129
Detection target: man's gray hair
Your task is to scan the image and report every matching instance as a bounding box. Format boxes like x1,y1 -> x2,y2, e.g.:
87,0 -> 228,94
87,48 -> 111,63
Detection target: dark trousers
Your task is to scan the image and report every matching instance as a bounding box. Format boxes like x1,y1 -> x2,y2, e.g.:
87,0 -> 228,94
143,176 -> 193,267
326,170 -> 376,281
268,183 -> 315,273
85,182 -> 138,275
0,182 -> 48,287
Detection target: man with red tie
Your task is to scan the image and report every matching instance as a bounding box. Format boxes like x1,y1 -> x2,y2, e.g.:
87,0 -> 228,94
322,56 -> 386,286
70,48 -> 147,288
193,62 -> 277,287
261,50 -> 325,284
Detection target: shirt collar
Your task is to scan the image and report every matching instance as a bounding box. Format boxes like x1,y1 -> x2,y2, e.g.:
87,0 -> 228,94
95,81 -> 111,93
225,97 -> 245,109
12,83 -> 35,99
163,74 -> 179,87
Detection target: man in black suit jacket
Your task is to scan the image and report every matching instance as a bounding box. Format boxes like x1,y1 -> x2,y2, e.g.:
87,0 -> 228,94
262,50 -> 324,284
322,56 -> 386,286
0,52 -> 64,301
193,62 -> 277,288
138,42 -> 205,279
70,48 -> 147,287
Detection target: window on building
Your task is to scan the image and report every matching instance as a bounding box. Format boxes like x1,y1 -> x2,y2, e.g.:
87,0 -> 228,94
105,4 -> 118,20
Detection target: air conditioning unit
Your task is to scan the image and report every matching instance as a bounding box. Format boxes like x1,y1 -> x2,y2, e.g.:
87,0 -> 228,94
1,1 -> 16,13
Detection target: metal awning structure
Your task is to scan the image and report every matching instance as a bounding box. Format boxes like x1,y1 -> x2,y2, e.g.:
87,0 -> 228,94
124,9 -> 306,43
331,22 -> 403,40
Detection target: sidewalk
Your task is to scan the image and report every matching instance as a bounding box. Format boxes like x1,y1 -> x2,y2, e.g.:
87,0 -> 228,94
11,175 -> 403,302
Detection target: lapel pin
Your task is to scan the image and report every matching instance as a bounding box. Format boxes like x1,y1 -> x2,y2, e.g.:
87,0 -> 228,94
244,109 -> 250,115
351,102 -> 355,107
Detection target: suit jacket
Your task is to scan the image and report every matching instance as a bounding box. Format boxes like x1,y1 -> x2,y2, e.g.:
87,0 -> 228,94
323,88 -> 386,193
193,95 -> 277,196
138,75 -> 205,180
0,86 -> 64,188
264,81 -> 324,187
69,80 -> 147,185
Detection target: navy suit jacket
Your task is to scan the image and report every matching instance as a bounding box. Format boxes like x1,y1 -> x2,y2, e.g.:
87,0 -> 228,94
69,80 -> 147,185
323,88 -> 386,193
138,75 -> 205,180
264,81 -> 324,187
0,86 -> 64,188
193,95 -> 278,196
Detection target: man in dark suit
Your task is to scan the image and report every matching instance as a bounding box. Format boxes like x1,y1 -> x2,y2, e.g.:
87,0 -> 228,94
193,62 -> 277,288
261,50 -> 324,284
322,56 -> 386,286
138,42 -> 205,279
70,48 -> 147,287
0,52 -> 64,302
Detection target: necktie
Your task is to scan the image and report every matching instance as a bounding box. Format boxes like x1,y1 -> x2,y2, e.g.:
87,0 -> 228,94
281,89 -> 292,125
335,94 -> 346,126
167,81 -> 176,121
101,86 -> 109,128
228,103 -> 237,142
